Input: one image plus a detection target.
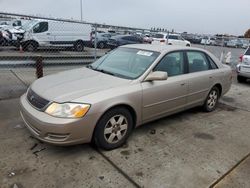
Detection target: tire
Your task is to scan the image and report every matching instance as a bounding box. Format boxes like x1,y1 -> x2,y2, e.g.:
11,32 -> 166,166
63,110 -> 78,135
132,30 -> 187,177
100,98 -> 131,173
186,44 -> 191,47
237,75 -> 246,83
25,42 -> 38,52
203,87 -> 220,112
93,107 -> 133,150
74,41 -> 84,52
98,42 -> 105,49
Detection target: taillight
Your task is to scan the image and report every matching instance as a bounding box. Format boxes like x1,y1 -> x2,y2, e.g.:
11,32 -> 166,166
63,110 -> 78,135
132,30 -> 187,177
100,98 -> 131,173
239,54 -> 243,63
160,39 -> 165,43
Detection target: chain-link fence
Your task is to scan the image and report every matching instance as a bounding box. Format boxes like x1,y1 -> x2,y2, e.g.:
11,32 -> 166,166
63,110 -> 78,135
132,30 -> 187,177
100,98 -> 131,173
0,12 -> 248,100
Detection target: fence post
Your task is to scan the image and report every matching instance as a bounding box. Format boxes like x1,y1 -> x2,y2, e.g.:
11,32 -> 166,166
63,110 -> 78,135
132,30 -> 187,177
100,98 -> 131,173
94,24 -> 97,60
167,30 -> 169,45
35,56 -> 43,78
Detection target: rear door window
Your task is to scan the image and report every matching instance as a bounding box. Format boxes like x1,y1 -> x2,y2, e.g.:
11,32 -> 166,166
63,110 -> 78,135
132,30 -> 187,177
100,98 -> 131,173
154,51 -> 185,76
187,51 -> 210,73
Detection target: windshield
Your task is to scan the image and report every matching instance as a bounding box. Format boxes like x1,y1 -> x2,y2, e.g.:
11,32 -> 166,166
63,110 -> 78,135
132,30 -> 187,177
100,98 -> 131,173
21,20 -> 37,30
89,47 -> 160,79
152,34 -> 164,38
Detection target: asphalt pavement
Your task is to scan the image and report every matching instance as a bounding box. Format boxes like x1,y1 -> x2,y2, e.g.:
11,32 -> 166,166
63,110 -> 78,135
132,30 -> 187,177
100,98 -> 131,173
0,74 -> 250,188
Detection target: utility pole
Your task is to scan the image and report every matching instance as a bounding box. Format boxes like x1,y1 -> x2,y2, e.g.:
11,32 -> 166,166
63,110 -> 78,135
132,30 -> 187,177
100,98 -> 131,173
80,0 -> 83,21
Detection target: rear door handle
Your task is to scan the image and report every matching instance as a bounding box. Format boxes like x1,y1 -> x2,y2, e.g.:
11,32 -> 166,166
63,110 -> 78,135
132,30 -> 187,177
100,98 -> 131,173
46,33 -> 50,35
180,83 -> 186,86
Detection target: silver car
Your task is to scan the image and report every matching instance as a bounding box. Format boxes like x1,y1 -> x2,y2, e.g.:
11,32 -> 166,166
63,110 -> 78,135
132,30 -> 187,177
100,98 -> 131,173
237,47 -> 250,82
20,44 -> 232,150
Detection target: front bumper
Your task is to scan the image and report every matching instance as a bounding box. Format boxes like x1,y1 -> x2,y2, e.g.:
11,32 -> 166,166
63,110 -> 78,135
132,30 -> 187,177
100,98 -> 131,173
20,94 -> 98,145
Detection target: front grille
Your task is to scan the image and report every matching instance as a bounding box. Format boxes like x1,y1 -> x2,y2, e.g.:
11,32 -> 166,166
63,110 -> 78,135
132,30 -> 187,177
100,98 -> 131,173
27,89 -> 50,110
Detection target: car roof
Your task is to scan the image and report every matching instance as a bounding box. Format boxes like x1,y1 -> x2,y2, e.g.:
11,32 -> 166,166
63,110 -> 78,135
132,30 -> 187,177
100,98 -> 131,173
121,44 -> 207,53
111,34 -> 131,39
154,32 -> 180,36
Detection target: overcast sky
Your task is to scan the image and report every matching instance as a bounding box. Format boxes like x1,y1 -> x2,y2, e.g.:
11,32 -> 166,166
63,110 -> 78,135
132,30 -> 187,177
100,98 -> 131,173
0,0 -> 249,35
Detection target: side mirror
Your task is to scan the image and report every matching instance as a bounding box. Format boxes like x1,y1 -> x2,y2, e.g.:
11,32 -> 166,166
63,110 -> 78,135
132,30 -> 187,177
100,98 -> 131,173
145,71 -> 168,81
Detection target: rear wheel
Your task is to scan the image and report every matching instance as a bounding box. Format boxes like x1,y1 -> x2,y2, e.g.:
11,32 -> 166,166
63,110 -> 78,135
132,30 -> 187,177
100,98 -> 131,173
74,41 -> 84,52
93,107 -> 133,150
203,87 -> 220,112
237,75 -> 246,83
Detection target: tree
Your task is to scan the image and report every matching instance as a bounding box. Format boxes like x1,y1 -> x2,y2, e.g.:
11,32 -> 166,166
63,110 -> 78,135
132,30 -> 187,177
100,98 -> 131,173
244,29 -> 250,38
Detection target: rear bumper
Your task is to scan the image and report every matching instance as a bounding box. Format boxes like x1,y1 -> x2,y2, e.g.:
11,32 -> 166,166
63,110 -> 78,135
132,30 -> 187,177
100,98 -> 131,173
20,94 -> 98,146
236,64 -> 250,78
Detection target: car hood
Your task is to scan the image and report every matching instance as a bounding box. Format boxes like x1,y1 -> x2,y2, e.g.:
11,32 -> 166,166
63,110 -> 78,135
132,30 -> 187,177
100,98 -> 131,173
31,67 -> 131,102
8,28 -> 25,34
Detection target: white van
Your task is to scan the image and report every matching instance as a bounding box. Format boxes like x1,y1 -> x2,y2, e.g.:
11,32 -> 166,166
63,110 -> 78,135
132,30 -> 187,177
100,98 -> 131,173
18,20 -> 92,51
151,33 -> 191,46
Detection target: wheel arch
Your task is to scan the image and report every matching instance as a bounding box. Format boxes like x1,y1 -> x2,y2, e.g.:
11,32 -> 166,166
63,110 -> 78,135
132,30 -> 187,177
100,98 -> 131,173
100,103 -> 137,129
75,39 -> 84,44
22,40 -> 39,47
91,103 -> 138,143
213,83 -> 222,97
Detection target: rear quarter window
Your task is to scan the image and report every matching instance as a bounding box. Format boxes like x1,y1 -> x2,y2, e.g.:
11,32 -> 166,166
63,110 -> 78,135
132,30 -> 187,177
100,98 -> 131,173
245,47 -> 250,55
207,56 -> 218,69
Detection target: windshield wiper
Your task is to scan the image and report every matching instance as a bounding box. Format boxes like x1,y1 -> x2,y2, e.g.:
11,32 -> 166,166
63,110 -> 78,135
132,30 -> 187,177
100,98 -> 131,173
86,64 -> 95,70
87,65 -> 123,78
96,69 -> 115,76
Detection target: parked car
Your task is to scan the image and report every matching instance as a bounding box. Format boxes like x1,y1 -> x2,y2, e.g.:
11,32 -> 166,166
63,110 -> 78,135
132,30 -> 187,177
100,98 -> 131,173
237,47 -> 250,82
7,19 -> 92,51
20,44 -> 232,150
91,33 -> 112,49
226,39 -> 243,48
142,34 -> 153,43
189,36 -> 202,44
181,33 -> 201,44
151,33 -> 191,46
200,37 -> 216,45
0,21 -> 10,29
107,35 -> 143,49
1,27 -> 26,45
0,19 -> 31,30
242,39 -> 250,49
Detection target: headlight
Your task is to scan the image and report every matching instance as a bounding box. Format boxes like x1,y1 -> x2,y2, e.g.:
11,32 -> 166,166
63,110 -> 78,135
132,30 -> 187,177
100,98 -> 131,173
45,102 -> 90,118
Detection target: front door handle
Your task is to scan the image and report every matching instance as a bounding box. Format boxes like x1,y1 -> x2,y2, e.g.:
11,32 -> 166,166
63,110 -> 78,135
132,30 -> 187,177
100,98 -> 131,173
180,83 -> 186,86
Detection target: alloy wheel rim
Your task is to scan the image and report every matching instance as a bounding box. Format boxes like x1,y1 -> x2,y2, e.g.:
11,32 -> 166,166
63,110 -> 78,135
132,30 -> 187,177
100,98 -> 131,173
207,90 -> 218,109
104,115 -> 128,144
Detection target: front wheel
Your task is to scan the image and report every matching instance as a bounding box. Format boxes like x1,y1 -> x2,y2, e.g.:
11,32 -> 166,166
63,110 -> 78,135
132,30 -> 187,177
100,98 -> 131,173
203,87 -> 220,112
74,41 -> 84,52
93,107 -> 133,150
25,42 -> 38,52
